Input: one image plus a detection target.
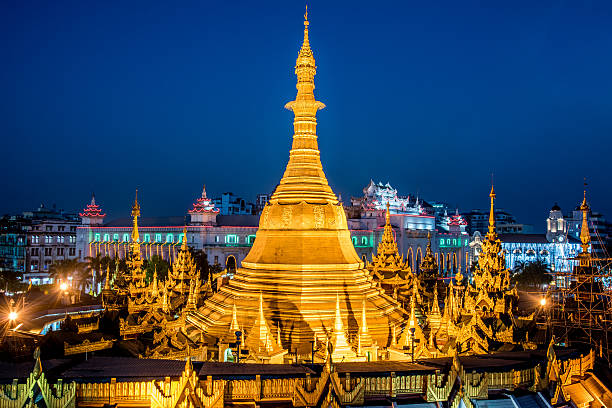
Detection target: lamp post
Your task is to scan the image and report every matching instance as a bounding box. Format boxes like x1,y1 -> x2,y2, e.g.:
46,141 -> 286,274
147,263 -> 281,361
409,327 -> 416,362
235,331 -> 242,363
309,340 -> 315,364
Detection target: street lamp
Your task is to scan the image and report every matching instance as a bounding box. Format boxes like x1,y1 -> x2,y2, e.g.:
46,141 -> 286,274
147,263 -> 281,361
235,331 -> 242,363
60,282 -> 68,291
540,297 -> 547,307
8,311 -> 17,322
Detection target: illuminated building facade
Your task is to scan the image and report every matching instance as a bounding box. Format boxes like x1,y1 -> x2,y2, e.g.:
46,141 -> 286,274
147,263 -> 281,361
0,347 -> 602,408
21,204 -> 81,284
468,203 -> 581,285
212,192 -> 256,215
76,188 -> 258,271
0,215 -> 28,278
347,181 -> 469,276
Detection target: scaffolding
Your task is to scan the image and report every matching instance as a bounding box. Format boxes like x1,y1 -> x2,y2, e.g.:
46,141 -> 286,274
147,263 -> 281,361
548,200 -> 612,366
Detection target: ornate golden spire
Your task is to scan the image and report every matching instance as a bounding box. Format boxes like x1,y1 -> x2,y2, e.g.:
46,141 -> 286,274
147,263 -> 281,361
181,226 -> 188,251
578,188 -> 592,266
272,8 -> 335,205
131,189 -> 140,243
487,184 -> 496,240
127,189 -> 144,275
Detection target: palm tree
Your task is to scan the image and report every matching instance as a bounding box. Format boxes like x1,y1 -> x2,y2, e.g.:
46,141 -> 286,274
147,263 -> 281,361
511,259 -> 553,288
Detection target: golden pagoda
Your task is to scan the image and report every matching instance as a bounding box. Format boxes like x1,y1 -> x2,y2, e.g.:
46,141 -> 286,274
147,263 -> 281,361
188,11 -> 406,356
430,185 -> 534,356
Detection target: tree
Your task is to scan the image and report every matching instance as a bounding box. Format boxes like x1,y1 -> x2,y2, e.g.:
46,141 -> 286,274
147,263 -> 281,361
144,255 -> 170,284
85,254 -> 103,289
511,259 -> 553,288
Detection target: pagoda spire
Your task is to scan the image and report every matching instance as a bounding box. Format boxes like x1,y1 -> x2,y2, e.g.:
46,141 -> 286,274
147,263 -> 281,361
181,226 -> 188,251
272,8 -> 335,205
127,189 -> 144,275
131,189 -> 140,243
331,293 -> 356,361
486,184 -> 496,241
230,303 -> 240,333
579,189 -> 592,266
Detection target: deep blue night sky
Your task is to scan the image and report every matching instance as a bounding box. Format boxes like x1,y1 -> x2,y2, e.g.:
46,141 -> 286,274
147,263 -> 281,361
2,1 -> 612,231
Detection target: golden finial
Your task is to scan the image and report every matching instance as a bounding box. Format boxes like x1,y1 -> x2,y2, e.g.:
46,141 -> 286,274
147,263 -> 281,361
385,201 -> 391,225
579,182 -> 591,256
131,189 -> 140,243
181,225 -> 188,250
487,183 -> 496,238
304,4 -> 308,26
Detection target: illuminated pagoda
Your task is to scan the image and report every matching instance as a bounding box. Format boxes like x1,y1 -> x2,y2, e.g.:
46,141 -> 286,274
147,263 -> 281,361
188,11 -> 406,361
432,186 -> 535,356
418,231 -> 441,308
79,193 -> 106,225
188,184 -> 219,225
367,202 -> 421,305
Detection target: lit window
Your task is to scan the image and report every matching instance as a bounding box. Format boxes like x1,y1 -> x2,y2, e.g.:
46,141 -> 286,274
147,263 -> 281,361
352,237 -> 357,245
166,234 -> 174,243
94,233 -> 101,242
452,239 -> 456,246
103,234 -> 110,242
247,235 -> 256,244
123,234 -> 130,242
144,234 -> 150,243
215,236 -> 220,243
440,239 -> 444,245
447,239 -> 451,245
226,234 -> 238,244
178,233 -> 184,243
155,234 -> 162,242
113,234 -> 119,241
361,236 -> 368,245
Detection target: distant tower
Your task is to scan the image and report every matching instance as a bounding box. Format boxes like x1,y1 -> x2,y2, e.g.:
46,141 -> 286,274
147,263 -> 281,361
188,185 -> 219,225
546,203 -> 567,243
79,193 -> 106,226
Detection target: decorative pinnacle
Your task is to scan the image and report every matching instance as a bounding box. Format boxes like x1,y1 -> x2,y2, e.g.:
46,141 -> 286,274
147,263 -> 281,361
181,226 -> 188,250
202,184 -> 207,199
304,4 -> 308,27
91,193 -> 96,206
385,201 -> 391,225
579,187 -> 591,253
487,184 -> 496,235
131,189 -> 140,218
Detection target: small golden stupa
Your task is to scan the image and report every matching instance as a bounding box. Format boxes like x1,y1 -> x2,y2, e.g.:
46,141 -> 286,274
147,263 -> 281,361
190,11 -> 406,356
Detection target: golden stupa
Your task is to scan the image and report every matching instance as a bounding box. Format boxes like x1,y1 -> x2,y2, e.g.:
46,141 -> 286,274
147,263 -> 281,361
189,11 -> 406,355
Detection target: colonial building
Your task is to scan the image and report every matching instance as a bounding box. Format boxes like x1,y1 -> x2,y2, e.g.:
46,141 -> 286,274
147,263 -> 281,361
469,203 -> 581,287
22,204 -> 81,284
76,188 -> 258,273
347,181 -> 468,277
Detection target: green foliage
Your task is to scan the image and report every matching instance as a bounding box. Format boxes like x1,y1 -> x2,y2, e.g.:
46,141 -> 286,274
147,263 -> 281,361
0,270 -> 26,292
144,255 -> 169,284
511,259 -> 553,288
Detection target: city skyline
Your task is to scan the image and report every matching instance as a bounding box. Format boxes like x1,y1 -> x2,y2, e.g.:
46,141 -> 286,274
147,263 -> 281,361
2,1 -> 612,227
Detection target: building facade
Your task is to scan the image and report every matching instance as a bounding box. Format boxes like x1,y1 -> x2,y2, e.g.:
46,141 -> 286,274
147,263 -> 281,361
347,180 -> 468,275
468,204 -> 581,286
0,215 -> 29,279
21,205 -> 81,284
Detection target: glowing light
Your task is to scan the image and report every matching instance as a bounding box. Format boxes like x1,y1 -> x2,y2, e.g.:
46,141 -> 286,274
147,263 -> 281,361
8,311 -> 17,321
540,298 -> 547,306
60,283 -> 68,291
